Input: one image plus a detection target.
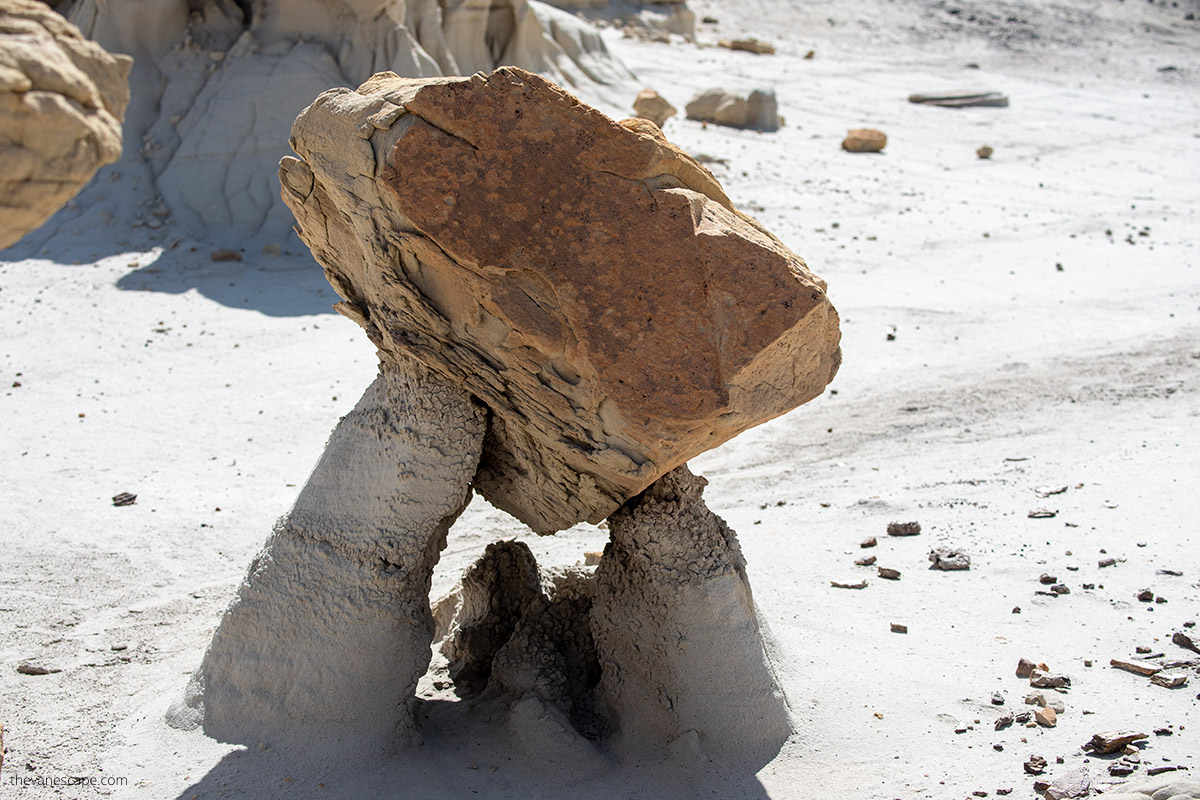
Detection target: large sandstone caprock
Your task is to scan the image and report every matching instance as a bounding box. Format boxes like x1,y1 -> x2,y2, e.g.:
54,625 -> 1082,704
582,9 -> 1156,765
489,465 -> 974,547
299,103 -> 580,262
281,67 -> 841,533
0,0 -> 130,249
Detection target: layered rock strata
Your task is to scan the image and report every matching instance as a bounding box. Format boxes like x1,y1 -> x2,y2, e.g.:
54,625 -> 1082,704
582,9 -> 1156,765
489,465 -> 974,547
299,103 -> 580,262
280,67 -> 840,532
0,0 -> 130,248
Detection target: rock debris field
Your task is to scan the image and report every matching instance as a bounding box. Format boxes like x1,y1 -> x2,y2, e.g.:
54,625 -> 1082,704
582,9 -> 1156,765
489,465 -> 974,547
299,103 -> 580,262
1,0 -> 1199,797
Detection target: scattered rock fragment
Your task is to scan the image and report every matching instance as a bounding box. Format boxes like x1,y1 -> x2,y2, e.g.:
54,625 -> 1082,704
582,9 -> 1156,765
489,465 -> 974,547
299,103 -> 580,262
1154,727 -> 1174,736
1040,574 -> 1058,585
111,492 -> 137,506
1150,672 -> 1188,688
929,548 -> 970,570
1099,558 -> 1117,568
991,692 -> 1005,706
1029,670 -> 1070,689
995,712 -> 1013,730
803,49 -> 815,59
210,249 -> 242,262
1044,767 -> 1091,800
1137,589 -> 1155,602
855,555 -> 877,566
1083,730 -> 1148,754
17,661 -> 61,675
1051,584 -> 1070,596
1146,765 -> 1181,776
908,90 -> 1010,108
685,87 -> 781,131
1110,658 -> 1161,677
1028,508 -> 1057,519
878,567 -> 901,580
887,521 -> 921,537
1034,706 -> 1057,727
1173,631 -> 1200,654
830,579 -> 868,590
1025,755 -> 1048,775
977,145 -> 993,159
1016,658 -> 1040,678
890,623 -> 907,634
1157,569 -> 1183,576
861,537 -> 877,548
1025,691 -> 1066,714
719,38 -> 776,55
1035,485 -> 1068,498
842,128 -> 887,153
583,551 -> 603,567
632,88 -> 677,128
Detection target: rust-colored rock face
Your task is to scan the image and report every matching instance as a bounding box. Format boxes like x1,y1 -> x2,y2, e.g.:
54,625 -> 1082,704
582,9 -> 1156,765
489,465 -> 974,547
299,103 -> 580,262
281,67 -> 840,533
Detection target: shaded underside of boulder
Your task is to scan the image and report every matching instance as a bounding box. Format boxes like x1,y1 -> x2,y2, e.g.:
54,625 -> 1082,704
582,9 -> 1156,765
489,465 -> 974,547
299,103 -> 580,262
0,0 -> 130,249
280,67 -> 841,533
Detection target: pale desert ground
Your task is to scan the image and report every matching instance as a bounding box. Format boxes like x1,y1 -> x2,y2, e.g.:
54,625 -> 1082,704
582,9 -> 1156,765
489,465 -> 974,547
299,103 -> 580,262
2,0 -> 1199,797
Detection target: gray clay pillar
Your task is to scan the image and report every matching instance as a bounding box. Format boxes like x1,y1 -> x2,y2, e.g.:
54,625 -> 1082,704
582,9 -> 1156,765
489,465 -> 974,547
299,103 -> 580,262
590,465 -> 793,764
169,358 -> 485,752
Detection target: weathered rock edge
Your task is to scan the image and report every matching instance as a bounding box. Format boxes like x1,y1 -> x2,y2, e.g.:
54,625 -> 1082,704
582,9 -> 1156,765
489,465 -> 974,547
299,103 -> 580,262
280,66 -> 841,533
0,0 -> 130,248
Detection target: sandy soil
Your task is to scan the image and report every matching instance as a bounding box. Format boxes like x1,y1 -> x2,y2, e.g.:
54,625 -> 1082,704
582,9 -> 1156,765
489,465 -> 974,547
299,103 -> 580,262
1,0 -> 1198,797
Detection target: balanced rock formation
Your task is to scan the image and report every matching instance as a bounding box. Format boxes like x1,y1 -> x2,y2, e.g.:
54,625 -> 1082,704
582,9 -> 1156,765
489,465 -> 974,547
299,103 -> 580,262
12,0 -> 628,247
0,0 -> 130,248
632,87 -> 676,128
281,67 -> 839,532
685,86 -> 780,131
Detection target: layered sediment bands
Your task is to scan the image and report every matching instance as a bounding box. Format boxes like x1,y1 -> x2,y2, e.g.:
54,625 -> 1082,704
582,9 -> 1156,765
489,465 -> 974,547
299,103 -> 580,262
168,359 -> 486,750
281,67 -> 841,532
0,0 -> 130,248
590,464 -> 792,763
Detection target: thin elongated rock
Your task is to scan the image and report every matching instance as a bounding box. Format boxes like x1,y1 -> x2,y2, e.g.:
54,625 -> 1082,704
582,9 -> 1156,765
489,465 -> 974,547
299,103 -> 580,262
281,67 -> 841,533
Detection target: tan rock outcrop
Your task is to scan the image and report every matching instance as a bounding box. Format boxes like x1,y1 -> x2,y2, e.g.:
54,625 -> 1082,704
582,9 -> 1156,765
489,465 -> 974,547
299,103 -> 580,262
0,0 -> 130,248
14,0 -> 628,246
842,128 -> 887,153
632,87 -> 677,128
685,87 -> 781,131
281,67 -> 840,533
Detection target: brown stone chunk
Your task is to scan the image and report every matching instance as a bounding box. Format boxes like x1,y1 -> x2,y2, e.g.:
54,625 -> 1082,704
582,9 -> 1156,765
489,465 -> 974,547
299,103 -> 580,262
281,68 -> 841,533
632,88 -> 677,128
719,37 -> 776,55
1173,630 -> 1200,654
1110,658 -> 1161,676
842,128 -> 887,153
1150,671 -> 1188,688
1083,730 -> 1148,754
887,521 -> 921,536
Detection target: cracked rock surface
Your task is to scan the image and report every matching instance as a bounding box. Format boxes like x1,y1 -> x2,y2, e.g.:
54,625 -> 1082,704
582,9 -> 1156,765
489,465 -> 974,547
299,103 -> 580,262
281,66 -> 841,533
